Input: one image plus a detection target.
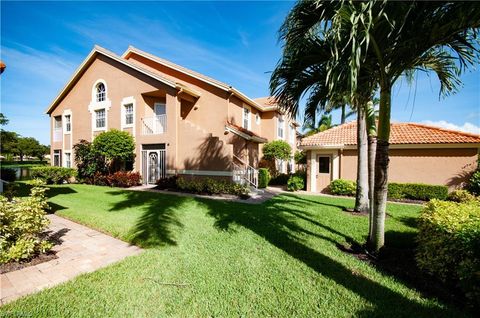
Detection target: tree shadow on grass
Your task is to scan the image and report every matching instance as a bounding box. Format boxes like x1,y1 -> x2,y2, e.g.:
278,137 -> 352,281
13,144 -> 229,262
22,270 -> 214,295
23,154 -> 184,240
106,190 -> 185,248
198,194 -> 462,317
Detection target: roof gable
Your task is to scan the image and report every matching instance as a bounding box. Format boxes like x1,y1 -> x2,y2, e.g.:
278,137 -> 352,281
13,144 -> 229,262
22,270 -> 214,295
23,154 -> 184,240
46,46 -> 178,114
301,121 -> 480,147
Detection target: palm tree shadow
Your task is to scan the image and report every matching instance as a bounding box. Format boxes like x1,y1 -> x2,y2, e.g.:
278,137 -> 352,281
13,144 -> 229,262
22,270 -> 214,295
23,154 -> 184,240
107,190 -> 185,247
199,195 -> 459,317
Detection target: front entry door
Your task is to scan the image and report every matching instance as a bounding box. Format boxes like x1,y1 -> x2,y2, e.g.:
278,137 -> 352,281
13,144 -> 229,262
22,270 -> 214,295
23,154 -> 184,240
316,155 -> 332,192
141,145 -> 166,184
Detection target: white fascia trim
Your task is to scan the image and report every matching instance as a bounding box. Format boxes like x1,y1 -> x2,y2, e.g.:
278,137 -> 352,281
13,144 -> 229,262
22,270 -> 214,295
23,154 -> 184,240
121,96 -> 136,133
46,45 -> 176,114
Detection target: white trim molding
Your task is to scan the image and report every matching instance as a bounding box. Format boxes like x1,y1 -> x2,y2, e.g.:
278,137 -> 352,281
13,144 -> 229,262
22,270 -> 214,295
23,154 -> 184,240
121,96 -> 136,136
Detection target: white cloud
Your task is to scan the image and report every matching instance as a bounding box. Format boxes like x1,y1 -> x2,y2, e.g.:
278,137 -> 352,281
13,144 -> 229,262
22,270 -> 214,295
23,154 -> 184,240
420,120 -> 480,135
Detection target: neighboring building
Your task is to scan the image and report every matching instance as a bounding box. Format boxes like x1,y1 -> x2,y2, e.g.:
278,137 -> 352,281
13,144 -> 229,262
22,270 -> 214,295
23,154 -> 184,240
300,121 -> 480,192
47,45 -> 298,186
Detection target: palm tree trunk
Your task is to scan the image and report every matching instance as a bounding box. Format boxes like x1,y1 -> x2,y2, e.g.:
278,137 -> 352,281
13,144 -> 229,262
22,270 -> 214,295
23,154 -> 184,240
366,101 -> 377,242
354,104 -> 369,213
370,86 -> 391,252
341,105 -> 346,124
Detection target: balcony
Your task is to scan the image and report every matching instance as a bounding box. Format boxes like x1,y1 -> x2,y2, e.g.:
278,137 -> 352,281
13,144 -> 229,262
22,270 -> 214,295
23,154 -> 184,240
53,128 -> 62,142
141,115 -> 167,135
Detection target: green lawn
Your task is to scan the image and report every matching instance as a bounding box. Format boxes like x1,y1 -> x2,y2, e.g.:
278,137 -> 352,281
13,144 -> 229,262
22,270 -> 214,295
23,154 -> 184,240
1,184 -> 467,317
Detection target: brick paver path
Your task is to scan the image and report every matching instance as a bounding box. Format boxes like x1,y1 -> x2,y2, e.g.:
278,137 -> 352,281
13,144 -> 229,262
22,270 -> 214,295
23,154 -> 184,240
0,215 -> 142,305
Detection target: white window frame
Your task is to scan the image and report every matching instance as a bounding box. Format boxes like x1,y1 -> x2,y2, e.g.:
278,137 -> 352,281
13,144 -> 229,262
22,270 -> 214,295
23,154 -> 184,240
242,106 -> 251,130
95,109 -> 106,129
64,152 -> 71,168
89,79 -> 111,136
277,115 -> 285,139
64,114 -> 71,133
255,113 -> 261,125
121,96 -> 136,132
95,82 -> 106,102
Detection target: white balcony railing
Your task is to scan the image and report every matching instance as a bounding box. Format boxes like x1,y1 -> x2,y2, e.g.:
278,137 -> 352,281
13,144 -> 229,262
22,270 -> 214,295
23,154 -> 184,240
53,128 -> 62,142
141,115 -> 167,135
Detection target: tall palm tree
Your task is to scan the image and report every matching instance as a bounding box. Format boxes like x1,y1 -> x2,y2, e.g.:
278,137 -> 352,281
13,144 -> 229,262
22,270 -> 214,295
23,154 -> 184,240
271,0 -> 372,213
330,1 -> 480,251
303,113 -> 334,136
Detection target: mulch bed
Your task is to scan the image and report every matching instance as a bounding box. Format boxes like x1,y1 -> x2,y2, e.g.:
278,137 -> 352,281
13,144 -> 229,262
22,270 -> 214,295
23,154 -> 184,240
0,251 -> 58,274
337,242 -> 466,309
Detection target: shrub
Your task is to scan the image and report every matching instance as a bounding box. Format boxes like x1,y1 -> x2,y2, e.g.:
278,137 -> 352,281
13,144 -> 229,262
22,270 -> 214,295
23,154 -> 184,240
329,179 -> 356,196
175,177 -> 249,196
1,167 -> 16,182
287,175 -> 304,192
416,199 -> 480,307
155,176 -> 178,190
258,168 -> 271,188
107,171 -> 141,188
269,173 -> 290,186
0,179 -> 53,264
448,189 -> 477,203
73,139 -> 107,182
262,140 -> 292,161
467,170 -> 480,195
30,166 -> 76,184
388,183 -> 448,201
294,150 -> 307,165
92,129 -> 135,172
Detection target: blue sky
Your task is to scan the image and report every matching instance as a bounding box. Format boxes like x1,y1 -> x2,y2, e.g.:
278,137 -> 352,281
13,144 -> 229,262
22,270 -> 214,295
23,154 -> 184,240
1,1 -> 479,145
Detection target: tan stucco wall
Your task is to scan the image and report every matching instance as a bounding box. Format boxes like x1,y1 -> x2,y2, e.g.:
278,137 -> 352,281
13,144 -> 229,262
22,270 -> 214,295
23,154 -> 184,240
340,147 -> 479,189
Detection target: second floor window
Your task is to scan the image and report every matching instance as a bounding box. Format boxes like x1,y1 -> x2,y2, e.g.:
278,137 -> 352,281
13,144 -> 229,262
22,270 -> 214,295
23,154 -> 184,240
125,104 -> 133,125
96,82 -> 106,102
277,116 -> 284,139
95,109 -> 105,129
289,125 -> 295,143
65,115 -> 71,132
243,107 -> 250,129
54,116 -> 62,130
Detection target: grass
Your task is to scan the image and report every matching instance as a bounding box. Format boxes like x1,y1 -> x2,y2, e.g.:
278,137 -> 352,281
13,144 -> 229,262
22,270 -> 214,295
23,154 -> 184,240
1,184 -> 469,317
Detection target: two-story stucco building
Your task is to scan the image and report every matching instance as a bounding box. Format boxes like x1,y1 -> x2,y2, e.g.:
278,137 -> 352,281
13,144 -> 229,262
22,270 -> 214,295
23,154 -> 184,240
47,45 -> 298,186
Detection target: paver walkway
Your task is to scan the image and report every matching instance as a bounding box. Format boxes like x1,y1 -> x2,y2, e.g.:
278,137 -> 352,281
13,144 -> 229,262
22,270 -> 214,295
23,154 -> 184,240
0,215 -> 142,305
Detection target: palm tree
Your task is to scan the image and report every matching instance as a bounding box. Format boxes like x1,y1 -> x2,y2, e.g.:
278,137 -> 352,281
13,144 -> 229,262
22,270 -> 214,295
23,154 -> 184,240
302,113 -> 334,136
271,0 -> 372,213
330,1 -> 480,251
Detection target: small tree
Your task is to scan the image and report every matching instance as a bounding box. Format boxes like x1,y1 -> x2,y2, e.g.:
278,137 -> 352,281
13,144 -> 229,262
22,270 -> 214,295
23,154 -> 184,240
262,140 -> 292,176
73,140 -> 107,182
92,129 -> 135,172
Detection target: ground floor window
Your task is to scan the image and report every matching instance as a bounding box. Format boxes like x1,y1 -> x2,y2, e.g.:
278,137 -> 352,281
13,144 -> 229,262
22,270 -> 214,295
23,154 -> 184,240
65,152 -> 71,168
53,150 -> 61,167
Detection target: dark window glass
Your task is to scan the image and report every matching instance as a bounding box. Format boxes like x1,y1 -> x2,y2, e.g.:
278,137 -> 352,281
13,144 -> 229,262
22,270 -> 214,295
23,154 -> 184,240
318,157 -> 330,173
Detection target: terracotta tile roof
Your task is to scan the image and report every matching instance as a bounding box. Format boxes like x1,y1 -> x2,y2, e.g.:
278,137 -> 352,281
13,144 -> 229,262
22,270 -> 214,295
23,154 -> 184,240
301,121 -> 480,147
226,122 -> 268,143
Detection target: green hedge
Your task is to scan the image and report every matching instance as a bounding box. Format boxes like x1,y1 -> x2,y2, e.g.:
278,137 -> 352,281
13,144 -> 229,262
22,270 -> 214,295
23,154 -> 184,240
328,179 -> 448,201
416,199 -> 480,307
176,177 -> 249,196
387,182 -> 448,201
329,179 -> 356,196
269,173 -> 290,185
30,166 -> 76,184
258,168 -> 271,188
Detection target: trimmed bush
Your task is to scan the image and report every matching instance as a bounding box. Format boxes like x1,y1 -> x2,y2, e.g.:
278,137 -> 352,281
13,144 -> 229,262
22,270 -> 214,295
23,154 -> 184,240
448,189 -> 477,203
388,182 -> 448,201
107,171 -> 141,188
329,179 -> 356,196
467,170 -> 480,195
416,199 -> 480,307
175,177 -> 249,196
30,166 -> 76,184
1,167 -> 16,182
258,168 -> 271,188
287,175 -> 304,192
155,176 -> 178,190
0,179 -> 53,264
269,173 -> 290,186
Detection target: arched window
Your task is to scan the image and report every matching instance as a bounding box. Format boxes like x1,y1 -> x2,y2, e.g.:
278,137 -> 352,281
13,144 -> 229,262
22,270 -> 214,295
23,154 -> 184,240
96,82 -> 106,102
